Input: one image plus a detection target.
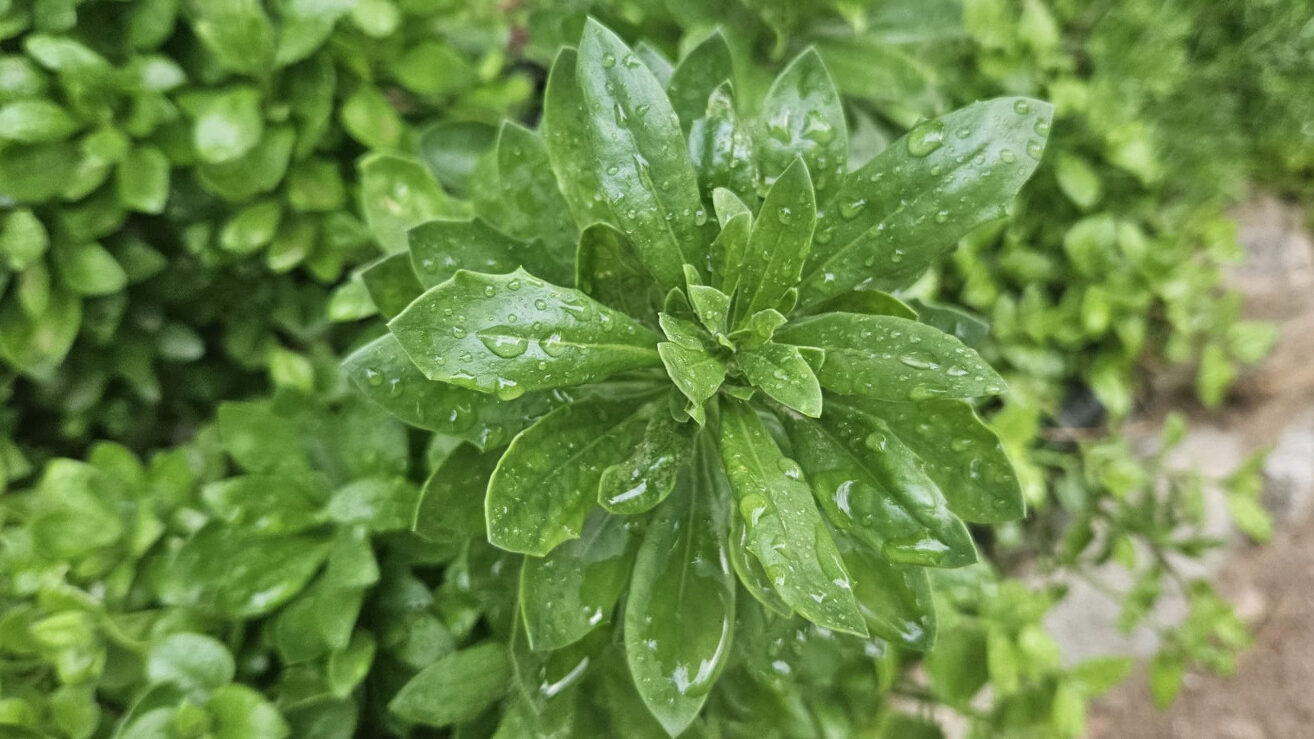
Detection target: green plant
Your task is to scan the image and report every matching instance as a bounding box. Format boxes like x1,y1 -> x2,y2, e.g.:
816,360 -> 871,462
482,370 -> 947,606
343,17 -> 1053,734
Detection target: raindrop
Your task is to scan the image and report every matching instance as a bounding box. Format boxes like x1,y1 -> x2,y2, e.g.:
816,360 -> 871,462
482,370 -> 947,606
541,334 -> 568,357
480,334 -> 529,358
484,285 -> 496,297
1034,119 -> 1051,136
906,119 -> 945,157
507,278 -> 521,291
1013,99 -> 1031,115
1026,141 -> 1044,159
602,52 -> 616,68
363,367 -> 383,386
452,327 -> 467,338
899,352 -> 939,370
777,207 -> 794,225
534,298 -> 548,311
999,149 -> 1017,164
838,198 -> 866,219
934,210 -> 950,224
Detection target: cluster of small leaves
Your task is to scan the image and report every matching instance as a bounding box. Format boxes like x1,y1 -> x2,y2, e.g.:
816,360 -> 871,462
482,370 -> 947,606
0,0 -> 532,459
342,17 -> 1059,734
0,389 -> 469,738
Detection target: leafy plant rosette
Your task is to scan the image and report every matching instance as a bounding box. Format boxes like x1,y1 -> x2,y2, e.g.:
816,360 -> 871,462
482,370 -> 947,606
344,18 -> 1052,734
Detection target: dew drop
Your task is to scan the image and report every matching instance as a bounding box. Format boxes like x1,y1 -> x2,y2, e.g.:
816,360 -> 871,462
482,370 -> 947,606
452,326 -> 467,338
906,119 -> 945,157
480,334 -> 529,358
602,52 -> 616,68
1013,99 -> 1031,115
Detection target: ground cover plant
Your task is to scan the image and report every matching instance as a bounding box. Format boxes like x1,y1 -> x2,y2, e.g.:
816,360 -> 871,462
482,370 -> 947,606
1,0 -> 1311,736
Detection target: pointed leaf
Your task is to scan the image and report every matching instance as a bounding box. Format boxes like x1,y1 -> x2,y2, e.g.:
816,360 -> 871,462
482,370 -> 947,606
625,443 -> 735,736
493,120 -> 579,252
576,222 -> 663,327
389,642 -> 511,728
409,218 -> 574,289
717,399 -> 866,635
521,508 -> 641,650
758,48 -> 847,201
689,83 -> 758,205
344,334 -> 562,449
838,536 -> 936,650
658,341 -> 726,424
814,289 -> 918,319
709,209 -> 750,294
782,407 -> 976,568
737,341 -> 822,417
775,313 -> 1004,401
599,404 -> 697,513
389,269 -> 662,398
667,30 -> 734,130
360,253 -> 423,319
841,397 -> 1024,522
487,400 -> 649,556
414,444 -> 499,542
359,153 -> 462,253
799,97 -> 1053,306
542,48 -> 611,227
728,499 -> 793,617
576,19 -> 712,291
733,158 -> 816,323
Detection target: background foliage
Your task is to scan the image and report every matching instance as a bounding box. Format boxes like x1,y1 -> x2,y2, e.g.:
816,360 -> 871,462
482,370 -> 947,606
0,0 -> 1307,736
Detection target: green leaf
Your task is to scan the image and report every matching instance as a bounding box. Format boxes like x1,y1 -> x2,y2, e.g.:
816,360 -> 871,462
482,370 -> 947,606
799,97 -> 1053,306
180,87 -> 264,164
624,442 -> 735,736
0,288 -> 80,378
688,83 -> 758,205
116,145 -> 170,214
709,204 -> 750,294
733,157 -> 816,323
388,643 -> 511,727
493,120 -> 578,252
408,217 -> 573,289
728,498 -> 793,616
717,399 -> 866,635
326,476 -> 417,532
634,41 -> 674,85
575,19 -> 712,291
829,396 -> 1024,523
758,48 -> 847,201
359,153 -> 460,253
814,289 -> 918,320
343,334 -> 563,449
686,271 -> 732,338
658,340 -> 726,424
667,30 -> 733,130
217,400 -> 309,474
414,444 -> 498,542
197,126 -> 295,201
156,526 -> 330,619
520,508 -> 640,650
360,253 -> 423,319
598,403 -> 697,513
775,313 -> 1004,401
576,222 -> 663,327
207,685 -> 289,739
839,537 -> 935,649
542,48 -> 610,228
201,474 -> 323,535
389,269 -> 661,398
487,399 -> 649,556
0,141 -> 79,202
1148,652 -> 1183,709
52,241 -> 127,296
191,0 -> 275,76
340,84 -> 405,149
783,405 -> 976,568
908,298 -> 989,347
419,120 -> 496,194
0,209 -> 49,270
0,100 -> 80,142
145,633 -> 235,696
